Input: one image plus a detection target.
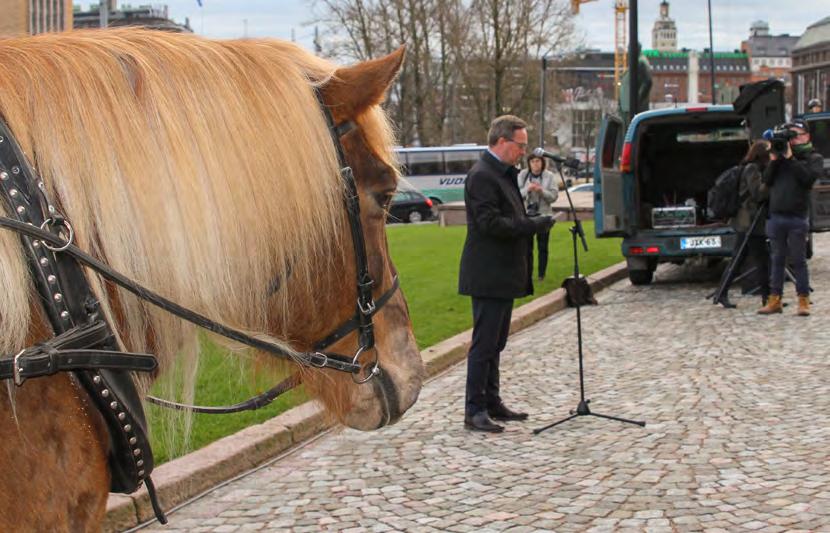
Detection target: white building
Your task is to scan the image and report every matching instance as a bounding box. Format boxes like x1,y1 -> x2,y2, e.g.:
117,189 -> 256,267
651,1 -> 677,52
740,21 -> 799,82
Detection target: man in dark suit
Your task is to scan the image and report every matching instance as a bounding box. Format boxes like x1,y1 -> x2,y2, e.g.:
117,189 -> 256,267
458,115 -> 555,433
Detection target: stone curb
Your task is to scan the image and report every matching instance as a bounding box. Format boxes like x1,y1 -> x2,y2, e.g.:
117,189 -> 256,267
106,261 -> 628,532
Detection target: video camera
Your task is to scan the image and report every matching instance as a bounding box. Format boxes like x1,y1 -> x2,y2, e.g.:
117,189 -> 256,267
768,124 -> 798,155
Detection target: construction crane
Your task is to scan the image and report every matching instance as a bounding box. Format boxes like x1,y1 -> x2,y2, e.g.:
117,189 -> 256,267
569,0 -> 597,13
613,0 -> 628,101
570,0 -> 629,100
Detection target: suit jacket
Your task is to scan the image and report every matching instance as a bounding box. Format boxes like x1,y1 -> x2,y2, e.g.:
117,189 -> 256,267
458,151 -> 538,299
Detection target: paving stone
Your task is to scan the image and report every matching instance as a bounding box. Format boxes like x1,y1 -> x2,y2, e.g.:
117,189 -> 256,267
138,236 -> 830,532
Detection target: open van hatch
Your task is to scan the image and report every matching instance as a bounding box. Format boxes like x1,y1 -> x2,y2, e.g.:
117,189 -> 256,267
635,117 -> 747,230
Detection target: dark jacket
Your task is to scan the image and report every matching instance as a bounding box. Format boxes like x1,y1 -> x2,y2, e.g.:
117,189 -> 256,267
763,150 -> 822,217
731,162 -> 768,235
459,152 -> 538,299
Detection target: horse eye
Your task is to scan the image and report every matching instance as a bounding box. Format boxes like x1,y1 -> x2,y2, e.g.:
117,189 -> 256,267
372,191 -> 394,210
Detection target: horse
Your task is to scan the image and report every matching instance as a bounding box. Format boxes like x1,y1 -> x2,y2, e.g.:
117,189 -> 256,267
0,29 -> 423,531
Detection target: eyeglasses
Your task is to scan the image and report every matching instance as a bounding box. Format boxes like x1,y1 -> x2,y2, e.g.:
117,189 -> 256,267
506,138 -> 528,150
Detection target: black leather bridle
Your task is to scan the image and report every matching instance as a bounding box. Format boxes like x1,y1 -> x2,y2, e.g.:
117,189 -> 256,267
0,90 -> 399,522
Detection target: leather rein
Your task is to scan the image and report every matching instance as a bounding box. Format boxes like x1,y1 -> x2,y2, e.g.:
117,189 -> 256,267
0,92 -> 398,521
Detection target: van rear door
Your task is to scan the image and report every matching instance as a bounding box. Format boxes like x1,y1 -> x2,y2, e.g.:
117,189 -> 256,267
594,114 -> 631,237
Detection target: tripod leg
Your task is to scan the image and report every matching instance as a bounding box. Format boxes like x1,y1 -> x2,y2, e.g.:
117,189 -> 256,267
589,411 -> 646,427
712,208 -> 765,305
532,414 -> 579,434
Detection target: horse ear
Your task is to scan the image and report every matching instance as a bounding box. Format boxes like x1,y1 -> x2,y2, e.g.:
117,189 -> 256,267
322,47 -> 405,121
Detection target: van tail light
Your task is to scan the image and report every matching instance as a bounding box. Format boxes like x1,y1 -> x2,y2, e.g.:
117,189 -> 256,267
629,246 -> 644,255
620,142 -> 632,172
646,246 -> 659,254
425,198 -> 433,208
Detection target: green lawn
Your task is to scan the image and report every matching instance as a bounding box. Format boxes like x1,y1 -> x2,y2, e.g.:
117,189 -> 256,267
149,221 -> 622,461
387,221 -> 624,349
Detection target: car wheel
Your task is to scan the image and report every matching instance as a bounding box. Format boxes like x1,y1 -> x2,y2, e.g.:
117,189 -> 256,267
408,210 -> 423,223
628,269 -> 653,285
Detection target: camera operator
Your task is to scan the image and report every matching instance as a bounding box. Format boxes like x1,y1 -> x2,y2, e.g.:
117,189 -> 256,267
758,120 -> 823,316
518,153 -> 559,281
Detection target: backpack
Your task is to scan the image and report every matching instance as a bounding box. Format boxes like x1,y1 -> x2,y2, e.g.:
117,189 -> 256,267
707,164 -> 744,220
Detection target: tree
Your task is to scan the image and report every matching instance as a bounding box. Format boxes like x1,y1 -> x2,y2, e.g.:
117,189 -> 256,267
310,0 -> 578,145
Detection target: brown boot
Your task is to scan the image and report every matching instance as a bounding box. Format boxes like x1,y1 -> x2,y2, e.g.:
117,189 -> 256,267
758,294 -> 783,314
797,294 -> 810,316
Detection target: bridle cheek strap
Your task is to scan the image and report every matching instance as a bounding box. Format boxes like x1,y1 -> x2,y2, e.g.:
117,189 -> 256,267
314,275 -> 399,352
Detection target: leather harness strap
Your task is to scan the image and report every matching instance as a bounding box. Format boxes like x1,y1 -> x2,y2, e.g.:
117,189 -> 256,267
0,321 -> 156,384
146,373 -> 302,414
0,119 -> 166,522
314,275 -> 399,351
0,216 -> 369,375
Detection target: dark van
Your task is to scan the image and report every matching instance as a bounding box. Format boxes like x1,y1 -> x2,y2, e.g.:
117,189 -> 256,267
594,105 -> 830,285
803,112 -> 830,236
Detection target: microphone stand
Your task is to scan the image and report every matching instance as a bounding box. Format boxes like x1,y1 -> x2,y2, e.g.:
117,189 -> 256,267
533,159 -> 645,435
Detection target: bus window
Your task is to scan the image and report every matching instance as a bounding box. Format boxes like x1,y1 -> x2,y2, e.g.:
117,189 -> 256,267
407,151 -> 444,175
444,151 -> 480,173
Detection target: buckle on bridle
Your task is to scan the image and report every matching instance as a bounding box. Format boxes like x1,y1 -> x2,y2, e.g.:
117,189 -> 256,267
12,349 -> 25,386
357,297 -> 376,315
309,352 -> 329,368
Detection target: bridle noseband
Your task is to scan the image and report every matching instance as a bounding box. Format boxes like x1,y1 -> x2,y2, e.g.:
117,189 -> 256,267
0,89 -> 399,522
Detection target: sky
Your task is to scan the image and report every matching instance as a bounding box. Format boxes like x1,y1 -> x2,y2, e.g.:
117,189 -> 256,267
90,1 -> 826,54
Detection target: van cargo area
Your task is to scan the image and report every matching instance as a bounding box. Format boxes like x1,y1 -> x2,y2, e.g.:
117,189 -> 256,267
635,116 -> 747,230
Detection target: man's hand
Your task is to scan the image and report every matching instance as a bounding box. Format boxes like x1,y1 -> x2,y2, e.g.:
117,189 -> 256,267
530,215 -> 554,233
528,182 -> 543,192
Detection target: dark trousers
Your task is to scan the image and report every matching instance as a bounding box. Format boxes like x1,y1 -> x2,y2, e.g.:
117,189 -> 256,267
465,297 -> 513,416
535,230 -> 551,279
720,232 -> 770,299
766,214 -> 810,295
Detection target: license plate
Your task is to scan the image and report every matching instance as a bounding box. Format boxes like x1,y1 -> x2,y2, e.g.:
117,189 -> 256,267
680,236 -> 721,250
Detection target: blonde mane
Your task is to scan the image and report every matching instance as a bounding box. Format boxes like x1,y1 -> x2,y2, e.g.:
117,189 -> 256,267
0,30 -> 384,392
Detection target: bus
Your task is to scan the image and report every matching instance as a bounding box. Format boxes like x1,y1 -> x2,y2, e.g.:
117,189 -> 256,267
394,145 -> 487,204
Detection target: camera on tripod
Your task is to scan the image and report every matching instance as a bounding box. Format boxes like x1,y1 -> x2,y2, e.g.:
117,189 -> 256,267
769,124 -> 798,155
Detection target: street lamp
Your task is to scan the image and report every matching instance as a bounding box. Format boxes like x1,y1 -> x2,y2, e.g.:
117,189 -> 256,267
540,55 -> 549,148
707,0 -> 716,103
627,0 -> 638,118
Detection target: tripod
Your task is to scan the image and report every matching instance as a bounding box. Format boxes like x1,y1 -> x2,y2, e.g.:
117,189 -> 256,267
533,163 -> 645,435
709,207 -> 765,307
708,204 -> 809,307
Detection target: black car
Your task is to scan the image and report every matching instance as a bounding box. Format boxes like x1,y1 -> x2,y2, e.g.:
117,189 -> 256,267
389,188 -> 434,223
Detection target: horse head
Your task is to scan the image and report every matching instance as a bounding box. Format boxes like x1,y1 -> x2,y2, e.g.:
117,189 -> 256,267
278,49 -> 425,430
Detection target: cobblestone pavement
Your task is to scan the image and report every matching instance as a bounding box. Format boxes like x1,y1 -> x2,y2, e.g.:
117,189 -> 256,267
143,234 -> 830,533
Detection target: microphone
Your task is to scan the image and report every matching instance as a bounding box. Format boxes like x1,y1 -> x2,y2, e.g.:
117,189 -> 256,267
532,147 -> 581,169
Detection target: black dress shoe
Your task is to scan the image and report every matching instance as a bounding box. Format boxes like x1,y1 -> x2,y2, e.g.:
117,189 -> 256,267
716,296 -> 736,309
464,411 -> 504,433
488,404 -> 529,421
